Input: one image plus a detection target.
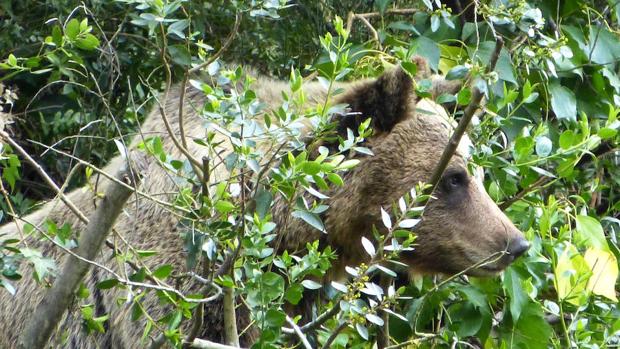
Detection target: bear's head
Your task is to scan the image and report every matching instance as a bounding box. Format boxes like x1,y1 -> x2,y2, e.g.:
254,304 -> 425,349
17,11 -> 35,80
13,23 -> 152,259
321,58 -> 529,277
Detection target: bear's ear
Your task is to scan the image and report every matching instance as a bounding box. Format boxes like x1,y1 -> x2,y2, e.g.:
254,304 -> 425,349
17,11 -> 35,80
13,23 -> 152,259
335,56 -> 431,136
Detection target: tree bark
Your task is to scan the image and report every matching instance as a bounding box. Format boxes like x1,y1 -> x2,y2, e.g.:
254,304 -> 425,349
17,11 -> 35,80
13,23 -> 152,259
17,154 -> 145,349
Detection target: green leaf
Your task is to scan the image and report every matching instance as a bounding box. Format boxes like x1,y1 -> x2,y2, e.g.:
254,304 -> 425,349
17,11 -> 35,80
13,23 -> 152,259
21,248 -> 56,281
361,236 -> 376,257
51,26 -> 63,46
301,279 -> 322,290
153,264 -> 173,279
264,308 -> 286,328
508,302 -> 552,349
326,173 -> 344,186
588,27 -> 620,65
366,313 -> 384,326
457,88 -> 471,105
400,61 -> 418,77
535,136 -> 552,157
559,130 -> 577,149
215,200 -> 235,214
65,19 -> 80,40
598,127 -> 617,139
168,45 -> 192,66
555,242 -> 590,305
355,323 -> 369,340
7,54 -> 17,67
430,14 -> 440,32
75,33 -> 100,51
336,159 -> 359,170
575,215 -> 608,251
292,210 -> 326,233
285,284 -> 304,305
549,82 -> 577,121
503,267 -> 529,322
446,65 -> 469,80
380,208 -> 392,229
167,19 -> 189,39
476,41 -> 516,84
412,36 -> 440,72
260,272 -> 285,302
301,161 -> 321,175
97,278 -> 120,289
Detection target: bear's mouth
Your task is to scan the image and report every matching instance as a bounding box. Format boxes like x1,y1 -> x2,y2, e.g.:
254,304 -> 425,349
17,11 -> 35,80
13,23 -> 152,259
463,252 -> 512,276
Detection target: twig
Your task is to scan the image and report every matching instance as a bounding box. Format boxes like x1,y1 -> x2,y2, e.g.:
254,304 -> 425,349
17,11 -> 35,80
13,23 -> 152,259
384,333 -> 436,349
186,337 -> 243,349
11,210 -> 222,305
0,130 -> 91,224
188,12 -> 242,74
0,175 -> 26,243
345,9 -> 419,50
499,176 -> 552,211
286,316 -> 312,349
320,321 -> 348,349
299,298 -> 342,332
355,14 -> 382,50
17,154 -> 141,349
27,139 -> 191,214
425,37 -> 504,192
377,274 -> 392,349
157,104 -> 204,178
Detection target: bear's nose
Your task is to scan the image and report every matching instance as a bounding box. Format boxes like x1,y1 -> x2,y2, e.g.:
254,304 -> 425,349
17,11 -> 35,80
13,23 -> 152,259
507,238 -> 530,259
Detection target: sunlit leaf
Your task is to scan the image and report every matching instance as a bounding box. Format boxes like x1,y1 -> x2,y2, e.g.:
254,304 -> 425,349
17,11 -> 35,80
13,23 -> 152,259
554,243 -> 590,306
584,248 -> 618,301
361,236 -> 376,257
380,208 -> 392,229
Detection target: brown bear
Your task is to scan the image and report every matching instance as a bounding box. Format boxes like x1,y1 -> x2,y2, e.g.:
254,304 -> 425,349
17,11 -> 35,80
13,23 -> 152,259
0,58 -> 528,348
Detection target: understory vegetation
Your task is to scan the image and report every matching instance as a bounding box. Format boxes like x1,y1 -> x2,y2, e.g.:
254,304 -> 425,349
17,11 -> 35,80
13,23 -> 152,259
1,0 -> 619,348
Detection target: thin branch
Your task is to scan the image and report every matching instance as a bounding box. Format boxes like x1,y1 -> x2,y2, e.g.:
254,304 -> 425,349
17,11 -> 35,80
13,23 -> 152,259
426,37 -> 504,192
188,12 -> 242,74
355,14 -> 382,50
27,139 -> 191,214
320,321 -> 348,349
300,298 -> 341,332
499,176 -> 553,211
286,316 -> 312,349
0,175 -> 26,243
157,103 -> 204,178
0,130 -> 91,224
345,9 -> 419,50
186,338 -> 243,349
384,333 -> 436,349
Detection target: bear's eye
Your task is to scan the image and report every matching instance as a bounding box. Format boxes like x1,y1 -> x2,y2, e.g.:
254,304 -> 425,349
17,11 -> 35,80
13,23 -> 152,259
442,170 -> 468,192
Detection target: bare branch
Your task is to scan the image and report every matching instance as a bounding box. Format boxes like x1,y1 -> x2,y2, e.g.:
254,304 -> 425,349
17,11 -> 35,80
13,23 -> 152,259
499,176 -> 553,211
186,338 -> 243,349
286,316 -> 312,349
189,13 -> 242,74
345,9 -> 419,50
426,37 -> 504,192
320,321 -> 348,349
17,153 -> 144,349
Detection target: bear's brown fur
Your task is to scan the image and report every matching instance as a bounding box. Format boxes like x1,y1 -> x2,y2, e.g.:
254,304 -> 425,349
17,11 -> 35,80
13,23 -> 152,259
0,58 -> 526,348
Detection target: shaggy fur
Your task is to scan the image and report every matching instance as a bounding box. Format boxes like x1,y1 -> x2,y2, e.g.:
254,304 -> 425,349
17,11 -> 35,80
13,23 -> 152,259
0,59 -> 524,347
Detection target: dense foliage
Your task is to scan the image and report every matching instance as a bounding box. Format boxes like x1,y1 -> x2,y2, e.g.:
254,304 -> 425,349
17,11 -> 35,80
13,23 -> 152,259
1,0 -> 619,348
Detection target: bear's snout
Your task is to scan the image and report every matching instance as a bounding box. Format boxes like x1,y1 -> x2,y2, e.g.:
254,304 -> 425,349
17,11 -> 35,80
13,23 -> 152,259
506,237 -> 530,260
